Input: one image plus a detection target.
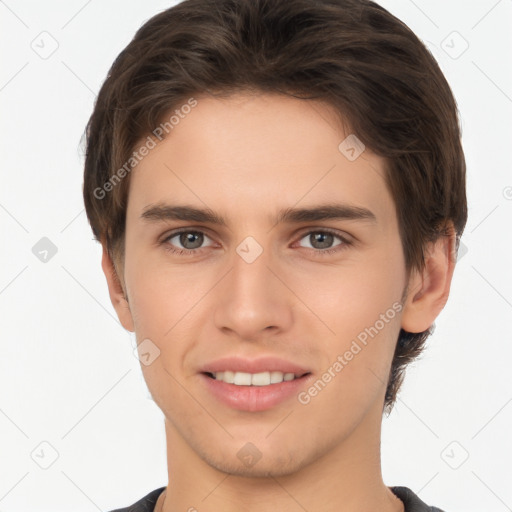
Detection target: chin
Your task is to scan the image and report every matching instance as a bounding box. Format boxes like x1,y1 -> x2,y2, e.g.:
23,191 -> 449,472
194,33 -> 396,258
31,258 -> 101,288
200,445 -> 311,478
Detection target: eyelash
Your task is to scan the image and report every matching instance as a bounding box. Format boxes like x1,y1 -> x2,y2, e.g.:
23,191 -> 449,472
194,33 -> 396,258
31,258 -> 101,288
160,228 -> 352,257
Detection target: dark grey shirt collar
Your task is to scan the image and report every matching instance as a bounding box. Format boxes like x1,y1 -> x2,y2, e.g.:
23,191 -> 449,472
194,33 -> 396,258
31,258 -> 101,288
108,485 -> 446,512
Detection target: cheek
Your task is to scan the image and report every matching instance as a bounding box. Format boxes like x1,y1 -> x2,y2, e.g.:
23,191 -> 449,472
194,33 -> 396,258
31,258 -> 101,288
125,251 -> 203,333
127,260 -> 201,407
304,271 -> 403,416
323,259 -> 405,400
294,254 -> 404,345
338,274 -> 402,343
125,254 -> 215,378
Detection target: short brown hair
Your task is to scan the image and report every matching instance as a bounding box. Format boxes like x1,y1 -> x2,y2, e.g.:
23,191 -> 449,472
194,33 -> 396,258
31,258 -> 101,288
83,0 -> 467,414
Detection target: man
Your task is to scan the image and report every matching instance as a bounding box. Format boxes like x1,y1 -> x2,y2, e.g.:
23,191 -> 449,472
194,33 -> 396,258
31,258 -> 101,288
83,0 -> 467,510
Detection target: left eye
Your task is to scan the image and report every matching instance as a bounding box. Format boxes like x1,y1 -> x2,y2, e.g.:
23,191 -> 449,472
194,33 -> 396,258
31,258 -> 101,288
297,231 -> 344,250
164,230 -> 214,251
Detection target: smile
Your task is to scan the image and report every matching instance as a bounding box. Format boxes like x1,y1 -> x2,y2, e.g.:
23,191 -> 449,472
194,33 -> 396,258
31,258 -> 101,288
206,370 -> 305,386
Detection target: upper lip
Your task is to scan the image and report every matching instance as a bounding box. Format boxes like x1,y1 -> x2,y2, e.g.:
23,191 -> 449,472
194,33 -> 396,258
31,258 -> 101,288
201,356 -> 311,376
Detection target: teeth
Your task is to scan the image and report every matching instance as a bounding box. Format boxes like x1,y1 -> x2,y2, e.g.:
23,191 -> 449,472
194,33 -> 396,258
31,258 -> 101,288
223,370 -> 235,383
212,371 -> 298,386
270,371 -> 284,383
233,371 -> 252,385
251,371 -> 270,386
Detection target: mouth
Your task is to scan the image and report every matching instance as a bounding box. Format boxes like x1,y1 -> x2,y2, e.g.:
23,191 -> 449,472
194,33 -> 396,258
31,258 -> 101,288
199,356 -> 313,411
199,369 -> 312,412
203,370 -> 310,386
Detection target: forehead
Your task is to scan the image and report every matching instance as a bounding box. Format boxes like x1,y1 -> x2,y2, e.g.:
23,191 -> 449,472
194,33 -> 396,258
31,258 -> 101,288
127,93 -> 393,225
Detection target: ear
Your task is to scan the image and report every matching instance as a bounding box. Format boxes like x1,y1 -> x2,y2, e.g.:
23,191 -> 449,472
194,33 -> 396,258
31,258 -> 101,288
400,224 -> 457,333
101,244 -> 135,332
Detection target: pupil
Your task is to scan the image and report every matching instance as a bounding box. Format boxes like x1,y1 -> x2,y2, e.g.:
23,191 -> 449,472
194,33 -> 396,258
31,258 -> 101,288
180,232 -> 203,249
312,232 -> 333,249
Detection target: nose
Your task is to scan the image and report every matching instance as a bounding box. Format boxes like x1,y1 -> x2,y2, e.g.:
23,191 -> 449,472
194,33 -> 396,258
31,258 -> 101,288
213,239 -> 294,341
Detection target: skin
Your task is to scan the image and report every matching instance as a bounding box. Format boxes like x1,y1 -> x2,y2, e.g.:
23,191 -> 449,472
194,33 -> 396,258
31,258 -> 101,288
102,92 -> 456,512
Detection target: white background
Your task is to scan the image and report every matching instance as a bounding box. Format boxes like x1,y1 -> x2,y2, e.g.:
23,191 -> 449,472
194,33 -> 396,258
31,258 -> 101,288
0,1 -> 511,511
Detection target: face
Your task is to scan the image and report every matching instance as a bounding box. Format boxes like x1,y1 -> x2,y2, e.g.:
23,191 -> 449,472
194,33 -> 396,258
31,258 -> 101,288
111,93 -> 412,477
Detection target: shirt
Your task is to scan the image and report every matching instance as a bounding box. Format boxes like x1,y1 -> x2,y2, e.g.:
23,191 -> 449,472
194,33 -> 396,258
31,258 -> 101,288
107,485 -> 446,511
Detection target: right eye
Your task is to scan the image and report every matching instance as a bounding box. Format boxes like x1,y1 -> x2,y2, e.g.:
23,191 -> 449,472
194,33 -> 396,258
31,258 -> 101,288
161,229 -> 215,255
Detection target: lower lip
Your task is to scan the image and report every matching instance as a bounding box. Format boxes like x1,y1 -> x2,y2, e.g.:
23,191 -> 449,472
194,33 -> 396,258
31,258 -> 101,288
199,373 -> 311,412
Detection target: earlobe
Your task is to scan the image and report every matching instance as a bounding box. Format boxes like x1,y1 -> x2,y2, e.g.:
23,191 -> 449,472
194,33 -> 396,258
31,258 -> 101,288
101,244 -> 135,332
400,225 -> 457,334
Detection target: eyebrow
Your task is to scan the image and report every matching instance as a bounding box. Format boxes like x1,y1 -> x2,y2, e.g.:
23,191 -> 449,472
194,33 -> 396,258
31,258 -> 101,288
140,202 -> 377,226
